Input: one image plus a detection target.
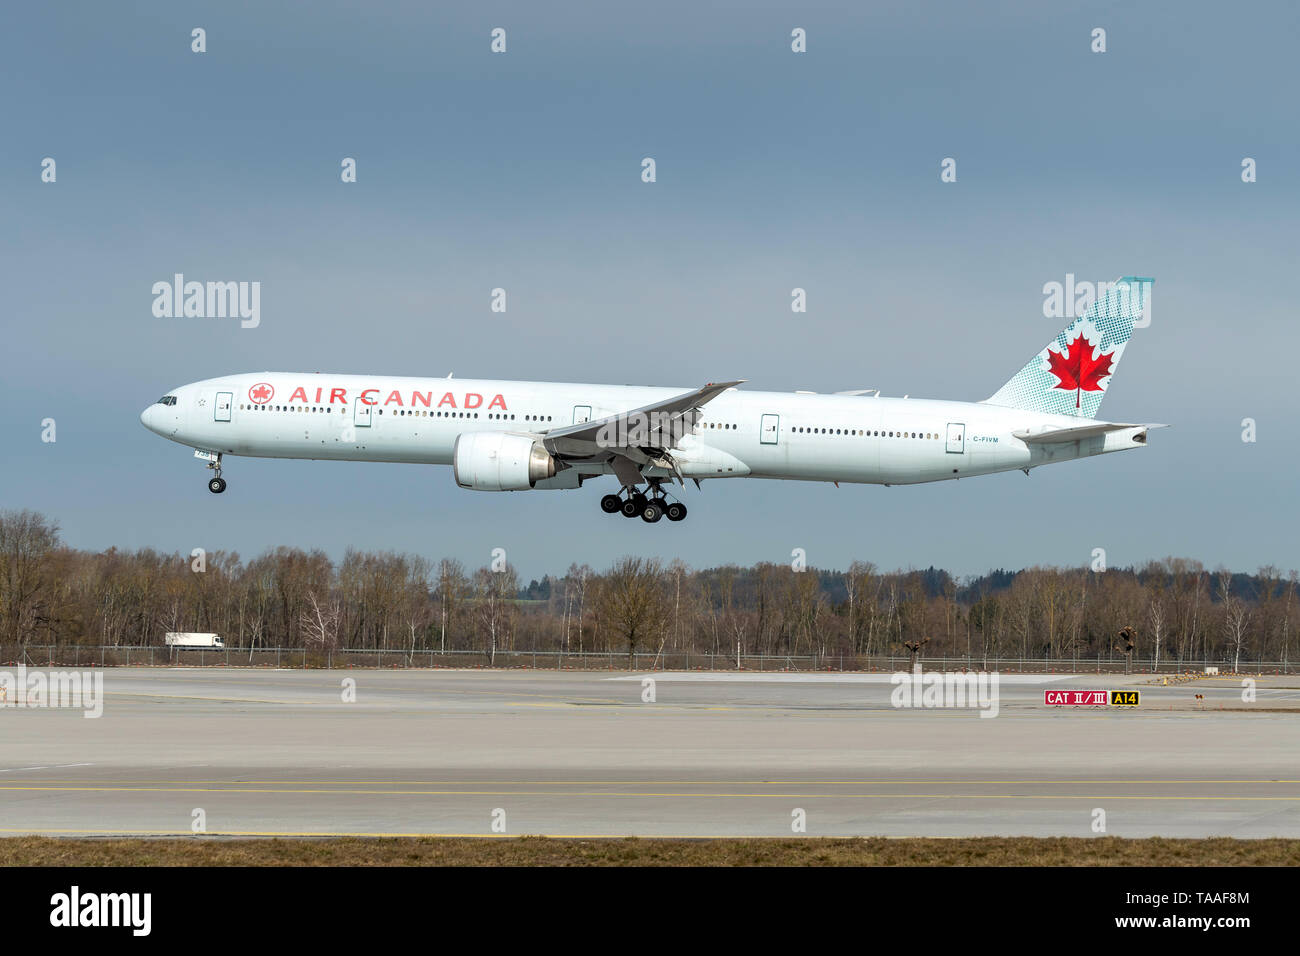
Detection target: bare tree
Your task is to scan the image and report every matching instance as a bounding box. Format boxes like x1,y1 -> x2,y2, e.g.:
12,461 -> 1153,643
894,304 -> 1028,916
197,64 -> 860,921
1215,568 -> 1236,669
563,562 -> 592,657
1147,595 -> 1166,672
667,558 -> 688,653
968,594 -> 999,670
844,560 -> 876,656
401,556 -> 433,661
435,559 -> 468,654
300,589 -> 341,651
598,557 -> 667,665
1284,571 -> 1298,669
0,510 -> 60,646
1224,600 -> 1250,672
474,563 -> 518,666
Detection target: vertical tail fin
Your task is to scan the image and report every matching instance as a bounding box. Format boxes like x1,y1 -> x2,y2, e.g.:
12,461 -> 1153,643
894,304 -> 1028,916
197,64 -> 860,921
984,276 -> 1151,418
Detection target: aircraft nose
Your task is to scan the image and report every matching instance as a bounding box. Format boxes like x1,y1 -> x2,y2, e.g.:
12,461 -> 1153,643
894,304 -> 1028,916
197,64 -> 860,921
140,404 -> 159,433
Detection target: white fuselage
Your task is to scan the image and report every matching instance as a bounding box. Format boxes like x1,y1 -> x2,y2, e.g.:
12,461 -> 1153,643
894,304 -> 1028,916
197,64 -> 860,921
140,372 -> 1150,488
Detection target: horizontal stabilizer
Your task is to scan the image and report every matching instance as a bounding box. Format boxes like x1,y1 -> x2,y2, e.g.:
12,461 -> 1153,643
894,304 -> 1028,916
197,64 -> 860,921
1013,422 -> 1165,444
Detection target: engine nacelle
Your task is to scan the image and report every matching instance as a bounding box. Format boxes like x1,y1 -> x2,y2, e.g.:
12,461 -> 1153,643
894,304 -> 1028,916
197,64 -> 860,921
453,432 -> 557,491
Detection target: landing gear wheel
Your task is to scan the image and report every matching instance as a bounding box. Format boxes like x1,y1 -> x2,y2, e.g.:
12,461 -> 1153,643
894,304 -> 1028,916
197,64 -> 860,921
620,497 -> 643,518
630,491 -> 648,509
641,500 -> 664,523
600,493 -> 622,514
204,452 -> 226,495
665,501 -> 687,522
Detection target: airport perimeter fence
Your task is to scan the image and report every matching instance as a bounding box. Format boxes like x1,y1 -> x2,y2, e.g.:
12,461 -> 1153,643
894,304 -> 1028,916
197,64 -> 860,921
0,644 -> 1293,674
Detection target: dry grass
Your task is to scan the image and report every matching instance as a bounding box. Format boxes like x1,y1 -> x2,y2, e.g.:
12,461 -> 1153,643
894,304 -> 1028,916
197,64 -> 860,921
2,835 -> 1297,867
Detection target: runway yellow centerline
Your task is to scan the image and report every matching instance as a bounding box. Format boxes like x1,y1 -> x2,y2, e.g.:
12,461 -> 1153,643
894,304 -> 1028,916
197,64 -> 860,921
1,785 -> 1296,800
5,779 -> 1297,785
0,829 -> 1008,838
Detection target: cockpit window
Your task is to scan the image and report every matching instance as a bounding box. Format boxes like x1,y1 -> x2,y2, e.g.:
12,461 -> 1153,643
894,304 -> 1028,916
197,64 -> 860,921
155,395 -> 177,406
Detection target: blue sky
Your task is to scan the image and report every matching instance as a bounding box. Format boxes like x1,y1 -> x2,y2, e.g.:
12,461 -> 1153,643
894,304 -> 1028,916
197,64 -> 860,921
3,1 -> 1297,580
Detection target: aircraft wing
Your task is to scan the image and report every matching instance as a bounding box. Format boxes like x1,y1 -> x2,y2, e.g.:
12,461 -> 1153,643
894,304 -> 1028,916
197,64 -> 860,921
1013,422 -> 1163,444
543,380 -> 744,473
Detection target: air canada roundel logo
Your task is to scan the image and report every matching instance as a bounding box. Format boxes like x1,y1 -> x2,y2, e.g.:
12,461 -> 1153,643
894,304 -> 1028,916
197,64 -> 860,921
248,382 -> 274,404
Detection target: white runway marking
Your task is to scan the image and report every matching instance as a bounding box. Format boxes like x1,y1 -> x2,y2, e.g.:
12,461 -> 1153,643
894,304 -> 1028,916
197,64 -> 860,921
0,763 -> 94,774
607,672 -> 1076,684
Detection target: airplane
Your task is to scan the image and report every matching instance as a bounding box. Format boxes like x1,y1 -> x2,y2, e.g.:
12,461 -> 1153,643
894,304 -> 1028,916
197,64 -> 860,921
141,277 -> 1160,524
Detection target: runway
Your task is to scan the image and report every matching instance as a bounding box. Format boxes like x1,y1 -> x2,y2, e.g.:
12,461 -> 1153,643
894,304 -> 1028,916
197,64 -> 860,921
1,667 -> 1297,838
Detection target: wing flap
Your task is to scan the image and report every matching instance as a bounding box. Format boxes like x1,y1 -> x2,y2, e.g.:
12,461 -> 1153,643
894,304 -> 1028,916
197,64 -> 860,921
543,380 -> 744,456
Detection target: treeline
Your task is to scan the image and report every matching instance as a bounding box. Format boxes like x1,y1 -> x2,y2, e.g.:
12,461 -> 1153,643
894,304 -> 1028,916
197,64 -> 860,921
1,509 -> 1295,668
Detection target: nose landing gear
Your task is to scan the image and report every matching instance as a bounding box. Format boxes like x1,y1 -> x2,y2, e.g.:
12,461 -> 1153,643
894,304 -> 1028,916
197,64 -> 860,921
205,454 -> 227,494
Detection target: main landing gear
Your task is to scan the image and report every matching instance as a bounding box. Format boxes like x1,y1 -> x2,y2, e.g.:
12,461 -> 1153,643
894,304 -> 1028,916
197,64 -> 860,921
599,484 -> 687,524
206,454 -> 227,494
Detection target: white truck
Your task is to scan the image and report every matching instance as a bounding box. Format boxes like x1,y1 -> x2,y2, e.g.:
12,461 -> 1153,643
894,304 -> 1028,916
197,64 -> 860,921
164,632 -> 224,649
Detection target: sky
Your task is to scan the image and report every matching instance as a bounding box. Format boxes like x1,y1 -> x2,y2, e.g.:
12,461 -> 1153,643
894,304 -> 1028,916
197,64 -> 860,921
3,1 -> 1298,582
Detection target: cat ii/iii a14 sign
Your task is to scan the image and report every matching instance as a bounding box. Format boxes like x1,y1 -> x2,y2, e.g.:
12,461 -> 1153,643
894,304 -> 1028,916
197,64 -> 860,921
1044,690 -> 1140,707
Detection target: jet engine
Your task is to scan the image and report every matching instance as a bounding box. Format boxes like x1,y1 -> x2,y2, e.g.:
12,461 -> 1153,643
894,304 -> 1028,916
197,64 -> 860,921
453,432 -> 557,491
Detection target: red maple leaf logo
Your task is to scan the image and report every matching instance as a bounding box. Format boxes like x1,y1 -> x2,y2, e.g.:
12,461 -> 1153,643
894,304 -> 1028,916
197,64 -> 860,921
1045,333 -> 1114,408
249,383 -> 274,404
